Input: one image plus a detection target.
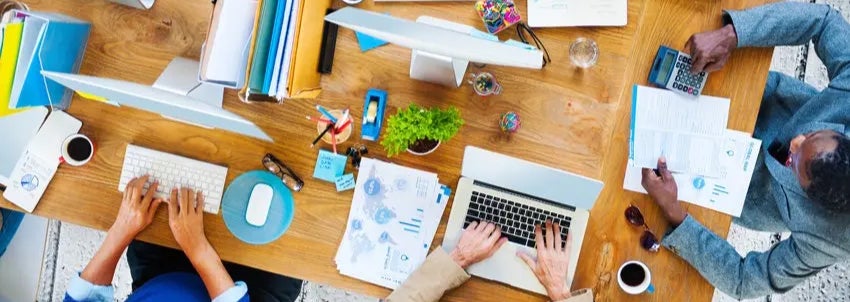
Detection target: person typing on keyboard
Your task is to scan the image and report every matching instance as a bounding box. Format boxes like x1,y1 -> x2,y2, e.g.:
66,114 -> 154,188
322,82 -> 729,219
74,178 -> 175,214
64,176 -> 303,302
386,221 -> 593,302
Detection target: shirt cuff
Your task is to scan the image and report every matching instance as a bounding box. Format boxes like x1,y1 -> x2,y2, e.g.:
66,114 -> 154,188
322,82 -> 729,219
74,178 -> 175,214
212,281 -> 248,302
66,273 -> 114,302
660,215 -> 703,259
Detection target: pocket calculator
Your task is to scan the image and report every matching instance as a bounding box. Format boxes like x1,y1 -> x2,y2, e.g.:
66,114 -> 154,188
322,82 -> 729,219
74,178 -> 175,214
648,46 -> 708,97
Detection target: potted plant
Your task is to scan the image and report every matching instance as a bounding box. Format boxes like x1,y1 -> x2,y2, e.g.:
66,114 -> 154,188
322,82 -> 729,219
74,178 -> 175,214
381,104 -> 464,157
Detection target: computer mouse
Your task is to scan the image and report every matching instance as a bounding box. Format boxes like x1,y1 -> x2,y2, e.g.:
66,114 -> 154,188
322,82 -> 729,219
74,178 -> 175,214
246,183 -> 274,227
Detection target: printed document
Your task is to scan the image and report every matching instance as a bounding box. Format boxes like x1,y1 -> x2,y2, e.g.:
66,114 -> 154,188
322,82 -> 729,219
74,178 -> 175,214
528,0 -> 627,27
335,158 -> 450,289
624,130 -> 762,217
629,85 -> 730,177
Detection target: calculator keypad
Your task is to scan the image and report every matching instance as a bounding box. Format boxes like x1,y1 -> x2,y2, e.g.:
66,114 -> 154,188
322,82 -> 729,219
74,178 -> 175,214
667,55 -> 707,96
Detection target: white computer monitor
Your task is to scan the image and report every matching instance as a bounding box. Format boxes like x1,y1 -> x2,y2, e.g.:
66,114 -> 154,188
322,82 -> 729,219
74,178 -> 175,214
41,58 -> 272,142
325,7 -> 544,87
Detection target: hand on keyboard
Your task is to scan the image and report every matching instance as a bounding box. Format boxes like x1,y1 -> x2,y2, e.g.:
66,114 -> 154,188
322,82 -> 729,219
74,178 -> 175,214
517,221 -> 574,301
449,221 -> 508,269
167,187 -> 210,257
111,175 -> 163,240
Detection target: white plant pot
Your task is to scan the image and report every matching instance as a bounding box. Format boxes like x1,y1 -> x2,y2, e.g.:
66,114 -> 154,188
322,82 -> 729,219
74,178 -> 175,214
406,141 -> 441,156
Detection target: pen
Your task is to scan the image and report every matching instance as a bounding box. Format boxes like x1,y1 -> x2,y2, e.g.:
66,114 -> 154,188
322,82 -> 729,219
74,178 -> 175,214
336,109 -> 350,128
336,119 -> 352,132
306,116 -> 333,124
311,124 -> 334,148
331,126 -> 338,154
316,105 -> 339,124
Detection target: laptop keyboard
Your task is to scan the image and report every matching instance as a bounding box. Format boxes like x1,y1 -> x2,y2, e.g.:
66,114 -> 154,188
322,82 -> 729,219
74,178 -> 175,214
463,191 -> 571,248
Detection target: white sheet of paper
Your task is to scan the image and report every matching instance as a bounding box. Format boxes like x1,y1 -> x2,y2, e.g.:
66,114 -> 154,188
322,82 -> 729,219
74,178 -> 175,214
199,0 -> 258,86
528,0 -> 627,27
629,85 -> 730,177
624,130 -> 762,217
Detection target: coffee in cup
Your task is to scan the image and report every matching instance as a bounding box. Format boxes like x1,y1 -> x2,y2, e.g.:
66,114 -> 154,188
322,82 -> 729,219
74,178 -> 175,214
60,134 -> 94,166
617,261 -> 655,295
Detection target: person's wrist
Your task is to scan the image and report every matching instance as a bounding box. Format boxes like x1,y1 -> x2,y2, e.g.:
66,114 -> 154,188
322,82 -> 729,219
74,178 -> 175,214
665,206 -> 688,226
546,284 -> 571,301
449,249 -> 471,269
183,237 -> 213,260
722,23 -> 738,48
107,223 -> 138,244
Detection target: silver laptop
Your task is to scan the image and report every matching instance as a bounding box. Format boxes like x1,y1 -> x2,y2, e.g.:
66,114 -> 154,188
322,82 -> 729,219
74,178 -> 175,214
442,146 -> 604,294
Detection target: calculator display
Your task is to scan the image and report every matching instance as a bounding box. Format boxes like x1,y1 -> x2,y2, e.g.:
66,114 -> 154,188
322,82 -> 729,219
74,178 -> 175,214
656,52 -> 676,84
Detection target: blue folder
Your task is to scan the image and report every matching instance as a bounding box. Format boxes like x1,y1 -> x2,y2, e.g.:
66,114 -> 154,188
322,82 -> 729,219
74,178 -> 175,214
262,0 -> 295,94
8,11 -> 90,110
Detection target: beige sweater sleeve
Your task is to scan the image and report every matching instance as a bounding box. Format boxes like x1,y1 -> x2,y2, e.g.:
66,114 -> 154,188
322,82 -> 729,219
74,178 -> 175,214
386,246 -> 470,302
385,246 -> 595,302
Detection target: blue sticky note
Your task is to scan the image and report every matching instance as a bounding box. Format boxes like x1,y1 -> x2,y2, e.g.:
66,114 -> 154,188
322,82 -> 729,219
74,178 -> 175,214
313,150 -> 347,182
335,173 -> 356,192
355,31 -> 388,52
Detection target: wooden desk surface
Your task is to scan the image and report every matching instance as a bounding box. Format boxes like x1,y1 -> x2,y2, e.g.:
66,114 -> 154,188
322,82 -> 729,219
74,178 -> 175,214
3,0 -> 772,301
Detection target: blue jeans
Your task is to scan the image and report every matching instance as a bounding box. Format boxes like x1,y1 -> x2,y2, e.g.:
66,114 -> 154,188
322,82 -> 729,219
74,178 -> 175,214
0,209 -> 25,257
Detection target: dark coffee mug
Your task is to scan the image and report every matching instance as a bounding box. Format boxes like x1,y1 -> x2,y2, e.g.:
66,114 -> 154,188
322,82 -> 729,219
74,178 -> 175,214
60,134 -> 95,166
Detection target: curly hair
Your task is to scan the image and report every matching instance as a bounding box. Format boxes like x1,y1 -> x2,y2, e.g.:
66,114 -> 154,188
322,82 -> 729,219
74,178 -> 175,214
805,134 -> 850,213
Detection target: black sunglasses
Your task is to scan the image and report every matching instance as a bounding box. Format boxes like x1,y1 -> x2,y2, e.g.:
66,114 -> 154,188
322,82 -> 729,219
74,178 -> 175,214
625,204 -> 660,252
262,153 -> 304,192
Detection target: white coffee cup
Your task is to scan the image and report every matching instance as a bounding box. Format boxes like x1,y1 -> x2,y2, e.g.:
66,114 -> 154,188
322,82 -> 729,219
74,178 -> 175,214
60,134 -> 95,166
617,260 -> 655,295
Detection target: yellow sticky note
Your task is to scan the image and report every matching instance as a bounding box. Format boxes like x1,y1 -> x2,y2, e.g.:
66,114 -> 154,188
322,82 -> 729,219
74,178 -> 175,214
76,91 -> 109,102
0,22 -> 24,117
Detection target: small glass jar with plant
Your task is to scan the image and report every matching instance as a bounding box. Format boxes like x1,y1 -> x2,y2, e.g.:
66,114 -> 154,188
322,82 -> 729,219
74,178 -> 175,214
381,104 -> 464,157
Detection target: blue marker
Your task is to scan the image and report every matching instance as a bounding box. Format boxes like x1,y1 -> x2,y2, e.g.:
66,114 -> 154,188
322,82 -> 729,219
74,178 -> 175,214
316,105 -> 339,124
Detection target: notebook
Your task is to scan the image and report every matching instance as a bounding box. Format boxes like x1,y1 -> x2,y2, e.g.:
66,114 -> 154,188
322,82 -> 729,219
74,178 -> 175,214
527,0 -> 627,27
1,22 -> 24,117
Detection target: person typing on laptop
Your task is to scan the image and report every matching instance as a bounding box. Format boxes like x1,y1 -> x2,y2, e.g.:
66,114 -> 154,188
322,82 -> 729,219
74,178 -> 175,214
387,221 -> 593,302
64,176 -> 303,302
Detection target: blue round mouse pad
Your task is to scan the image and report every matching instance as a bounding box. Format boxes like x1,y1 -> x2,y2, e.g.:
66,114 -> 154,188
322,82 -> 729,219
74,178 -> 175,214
222,170 -> 294,245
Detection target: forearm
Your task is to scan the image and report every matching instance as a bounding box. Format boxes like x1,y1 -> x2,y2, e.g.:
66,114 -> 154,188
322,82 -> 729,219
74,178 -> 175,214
726,3 -> 837,48
79,227 -> 132,285
186,242 -> 236,299
660,216 -> 822,299
386,247 -> 470,302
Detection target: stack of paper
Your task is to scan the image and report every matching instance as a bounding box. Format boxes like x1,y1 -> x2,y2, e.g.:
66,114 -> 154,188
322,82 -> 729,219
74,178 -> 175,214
335,158 -> 451,289
626,85 -> 762,217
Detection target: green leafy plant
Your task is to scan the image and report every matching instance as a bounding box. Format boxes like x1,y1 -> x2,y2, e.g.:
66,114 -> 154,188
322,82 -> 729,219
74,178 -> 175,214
381,104 -> 464,157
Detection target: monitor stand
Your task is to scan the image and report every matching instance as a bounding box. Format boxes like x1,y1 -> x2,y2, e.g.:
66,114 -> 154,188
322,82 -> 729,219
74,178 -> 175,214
410,50 -> 468,88
151,57 -> 224,128
408,16 -> 473,88
153,57 -> 224,109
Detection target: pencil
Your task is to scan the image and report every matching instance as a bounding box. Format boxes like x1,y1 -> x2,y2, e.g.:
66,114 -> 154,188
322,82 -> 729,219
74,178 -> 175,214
311,124 -> 334,148
331,126 -> 338,154
316,105 -> 339,124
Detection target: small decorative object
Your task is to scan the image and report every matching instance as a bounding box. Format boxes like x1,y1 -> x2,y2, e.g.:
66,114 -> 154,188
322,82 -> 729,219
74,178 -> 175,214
469,72 -> 502,96
474,0 -> 522,34
381,104 -> 464,157
499,111 -> 521,133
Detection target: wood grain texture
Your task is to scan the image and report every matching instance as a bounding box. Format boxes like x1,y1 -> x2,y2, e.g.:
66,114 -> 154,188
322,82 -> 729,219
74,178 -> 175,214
2,0 -> 770,301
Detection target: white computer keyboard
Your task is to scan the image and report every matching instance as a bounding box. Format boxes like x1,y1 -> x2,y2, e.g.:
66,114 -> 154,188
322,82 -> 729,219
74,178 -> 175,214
118,144 -> 227,214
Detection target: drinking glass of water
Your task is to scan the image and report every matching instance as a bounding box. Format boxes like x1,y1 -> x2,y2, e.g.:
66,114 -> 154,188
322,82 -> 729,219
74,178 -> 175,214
569,37 -> 599,68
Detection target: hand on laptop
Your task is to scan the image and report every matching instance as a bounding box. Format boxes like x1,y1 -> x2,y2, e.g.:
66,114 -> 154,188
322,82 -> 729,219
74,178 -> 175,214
641,157 -> 688,226
518,221 -> 573,301
111,175 -> 163,241
450,221 -> 508,269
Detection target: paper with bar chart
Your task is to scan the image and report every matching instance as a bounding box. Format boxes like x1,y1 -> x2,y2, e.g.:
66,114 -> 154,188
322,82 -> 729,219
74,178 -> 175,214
623,130 -> 761,217
335,158 -> 450,289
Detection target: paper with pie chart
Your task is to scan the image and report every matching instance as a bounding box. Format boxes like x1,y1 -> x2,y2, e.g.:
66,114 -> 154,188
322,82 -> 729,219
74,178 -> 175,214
623,130 -> 762,217
335,158 -> 451,289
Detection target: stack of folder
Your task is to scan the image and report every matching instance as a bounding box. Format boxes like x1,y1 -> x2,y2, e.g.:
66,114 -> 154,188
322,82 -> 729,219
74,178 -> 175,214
0,10 -> 90,116
199,0 -> 332,101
